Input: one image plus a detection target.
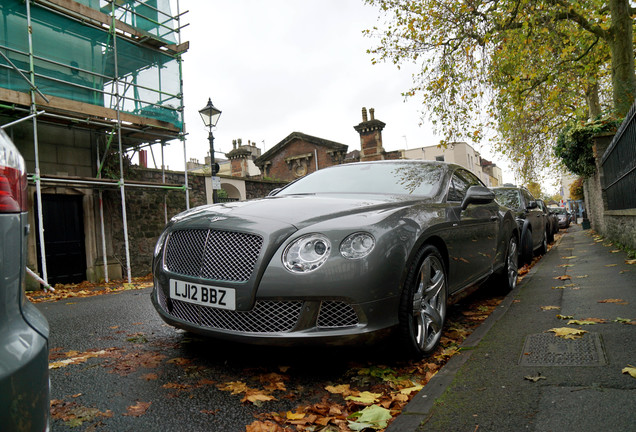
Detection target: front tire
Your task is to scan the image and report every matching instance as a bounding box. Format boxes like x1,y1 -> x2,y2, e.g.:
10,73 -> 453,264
399,245 -> 447,357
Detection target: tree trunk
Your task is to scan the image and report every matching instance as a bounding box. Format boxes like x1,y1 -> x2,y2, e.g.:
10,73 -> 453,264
585,82 -> 601,119
609,0 -> 636,116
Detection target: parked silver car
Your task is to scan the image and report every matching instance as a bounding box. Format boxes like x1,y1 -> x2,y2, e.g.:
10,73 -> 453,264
152,161 -> 519,357
0,129 -> 50,431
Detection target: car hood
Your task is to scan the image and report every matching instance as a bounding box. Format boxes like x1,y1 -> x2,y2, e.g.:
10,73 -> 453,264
169,193 -> 430,232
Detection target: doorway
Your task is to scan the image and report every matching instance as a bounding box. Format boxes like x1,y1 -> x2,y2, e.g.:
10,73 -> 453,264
35,193 -> 87,285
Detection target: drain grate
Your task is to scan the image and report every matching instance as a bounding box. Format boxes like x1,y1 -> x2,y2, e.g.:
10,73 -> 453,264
519,332 -> 607,366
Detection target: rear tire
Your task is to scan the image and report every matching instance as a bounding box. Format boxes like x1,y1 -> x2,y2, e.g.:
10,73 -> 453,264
398,245 -> 447,358
537,229 -> 548,255
520,229 -> 533,266
492,234 -> 519,294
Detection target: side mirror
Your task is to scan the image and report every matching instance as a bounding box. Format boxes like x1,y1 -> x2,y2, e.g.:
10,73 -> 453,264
526,200 -> 538,210
461,186 -> 495,210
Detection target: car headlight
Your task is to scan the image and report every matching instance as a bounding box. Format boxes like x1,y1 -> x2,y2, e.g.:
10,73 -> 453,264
340,232 -> 375,259
154,230 -> 169,259
283,234 -> 331,273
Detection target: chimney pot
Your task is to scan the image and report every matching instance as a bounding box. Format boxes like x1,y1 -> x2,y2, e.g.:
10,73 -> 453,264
238,138 -> 242,146
362,107 -> 368,122
370,108 -> 375,120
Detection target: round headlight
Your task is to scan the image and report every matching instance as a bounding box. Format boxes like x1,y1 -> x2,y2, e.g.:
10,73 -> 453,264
340,232 -> 375,259
283,234 -> 331,273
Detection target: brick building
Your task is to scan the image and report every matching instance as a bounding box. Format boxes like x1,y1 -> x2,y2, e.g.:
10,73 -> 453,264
254,132 -> 348,182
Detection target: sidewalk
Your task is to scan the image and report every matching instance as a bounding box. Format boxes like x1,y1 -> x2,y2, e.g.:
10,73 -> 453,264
389,225 -> 636,432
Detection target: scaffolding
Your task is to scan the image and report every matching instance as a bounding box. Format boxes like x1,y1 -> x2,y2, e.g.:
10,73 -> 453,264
0,0 -> 190,284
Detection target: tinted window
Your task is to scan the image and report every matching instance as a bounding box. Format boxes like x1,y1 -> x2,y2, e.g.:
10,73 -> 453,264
278,162 -> 444,197
447,170 -> 482,202
493,188 -> 521,209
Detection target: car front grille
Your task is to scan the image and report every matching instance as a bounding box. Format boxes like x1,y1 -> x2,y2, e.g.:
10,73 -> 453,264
158,288 -> 302,333
156,289 -> 359,332
317,301 -> 359,328
164,229 -> 263,282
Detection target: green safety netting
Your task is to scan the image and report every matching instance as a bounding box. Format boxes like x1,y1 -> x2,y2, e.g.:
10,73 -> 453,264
0,0 -> 182,129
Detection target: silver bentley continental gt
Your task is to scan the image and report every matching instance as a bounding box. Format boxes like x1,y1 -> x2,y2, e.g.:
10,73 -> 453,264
151,161 -> 519,357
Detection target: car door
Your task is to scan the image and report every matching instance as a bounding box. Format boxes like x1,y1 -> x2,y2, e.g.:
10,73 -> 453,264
445,169 -> 499,289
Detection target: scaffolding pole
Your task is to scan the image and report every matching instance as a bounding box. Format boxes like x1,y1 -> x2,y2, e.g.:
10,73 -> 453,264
26,0 -> 48,285
111,2 -> 132,284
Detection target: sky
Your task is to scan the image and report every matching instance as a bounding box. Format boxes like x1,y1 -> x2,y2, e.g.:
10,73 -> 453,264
158,0 -> 515,184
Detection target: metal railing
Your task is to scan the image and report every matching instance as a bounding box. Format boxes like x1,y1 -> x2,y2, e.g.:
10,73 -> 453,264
601,102 -> 636,210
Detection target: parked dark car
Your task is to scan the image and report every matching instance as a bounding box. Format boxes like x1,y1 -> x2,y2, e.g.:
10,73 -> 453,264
0,130 -> 50,431
553,207 -> 571,228
491,186 -> 548,265
537,199 -> 557,243
152,161 -> 519,357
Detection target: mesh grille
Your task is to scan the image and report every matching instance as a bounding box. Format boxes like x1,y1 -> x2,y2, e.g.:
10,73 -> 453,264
167,299 -> 302,333
317,301 -> 359,328
165,229 -> 263,282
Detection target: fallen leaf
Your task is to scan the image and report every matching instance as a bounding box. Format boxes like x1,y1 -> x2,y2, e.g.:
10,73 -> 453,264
346,391 -> 382,404
286,411 -> 305,420
123,401 -> 151,417
610,250 -> 621,253
547,327 -> 588,339
399,384 -> 423,395
558,264 -> 574,268
524,374 -> 547,382
575,275 -> 589,278
562,256 -> 577,259
242,391 -> 276,404
614,317 -> 636,325
348,405 -> 393,431
567,319 -> 606,325
217,381 -> 248,395
554,275 -> 571,280
541,306 -> 560,311
246,420 -> 285,432
605,264 -> 617,267
325,384 -> 351,395
556,314 -> 574,320
598,299 -> 628,305
623,365 -> 636,379
625,259 -> 636,265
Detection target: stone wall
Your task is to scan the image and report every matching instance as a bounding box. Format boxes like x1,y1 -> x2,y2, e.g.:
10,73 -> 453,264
104,168 -> 286,277
103,169 -> 206,277
584,133 -> 636,250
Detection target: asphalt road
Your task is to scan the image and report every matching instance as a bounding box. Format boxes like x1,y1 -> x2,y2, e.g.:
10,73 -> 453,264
37,287 -> 404,431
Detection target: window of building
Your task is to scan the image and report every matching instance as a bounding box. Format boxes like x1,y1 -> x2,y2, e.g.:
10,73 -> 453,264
435,155 -> 445,162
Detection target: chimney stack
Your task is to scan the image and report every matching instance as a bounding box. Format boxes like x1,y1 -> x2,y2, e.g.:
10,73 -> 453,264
353,107 -> 386,162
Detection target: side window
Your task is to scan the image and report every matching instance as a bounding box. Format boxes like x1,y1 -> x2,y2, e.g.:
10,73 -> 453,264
447,172 -> 472,202
522,190 -> 535,208
458,169 -> 484,187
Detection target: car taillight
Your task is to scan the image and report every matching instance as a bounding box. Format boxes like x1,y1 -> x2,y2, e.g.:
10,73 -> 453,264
0,129 -> 27,213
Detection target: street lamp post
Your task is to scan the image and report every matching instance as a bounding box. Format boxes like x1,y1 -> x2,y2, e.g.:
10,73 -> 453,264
198,98 -> 222,203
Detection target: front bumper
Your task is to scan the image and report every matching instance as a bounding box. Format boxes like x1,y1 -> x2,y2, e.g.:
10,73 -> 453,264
151,282 -> 399,346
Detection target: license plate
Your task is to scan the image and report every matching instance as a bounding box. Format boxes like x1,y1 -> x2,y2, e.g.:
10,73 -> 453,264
169,279 -> 236,310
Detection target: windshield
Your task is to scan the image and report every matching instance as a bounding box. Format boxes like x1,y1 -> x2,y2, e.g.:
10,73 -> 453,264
553,208 -> 568,214
493,188 -> 521,209
277,162 -> 444,197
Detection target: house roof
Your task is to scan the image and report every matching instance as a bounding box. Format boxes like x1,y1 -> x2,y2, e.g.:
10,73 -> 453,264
254,132 -> 348,165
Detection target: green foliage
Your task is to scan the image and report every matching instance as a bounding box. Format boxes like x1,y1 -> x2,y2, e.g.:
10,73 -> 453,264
554,115 -> 621,177
569,178 -> 584,200
364,0 -> 635,182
